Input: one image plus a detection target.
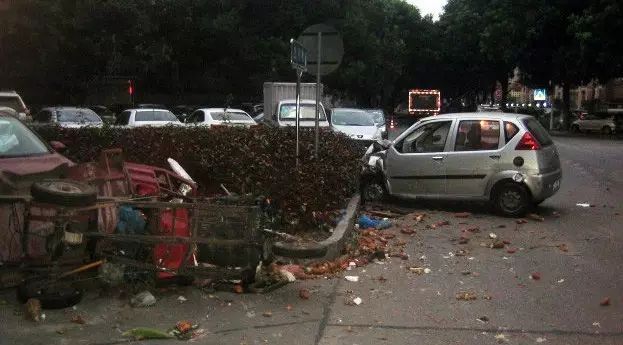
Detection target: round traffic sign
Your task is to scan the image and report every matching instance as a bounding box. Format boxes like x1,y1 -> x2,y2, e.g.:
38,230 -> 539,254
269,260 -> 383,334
297,24 -> 344,76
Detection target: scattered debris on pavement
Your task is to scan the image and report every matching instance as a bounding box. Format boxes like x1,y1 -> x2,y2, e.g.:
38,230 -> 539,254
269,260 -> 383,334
408,267 -> 431,275
25,298 -> 42,322
454,212 -> 471,218
477,316 -> 489,323
557,244 -> 569,252
130,291 -> 156,307
576,203 -> 592,208
530,272 -> 541,280
456,291 -> 477,301
262,311 -> 272,317
345,276 -> 359,282
299,289 -> 311,300
527,213 -> 544,222
70,315 -> 86,324
358,215 -> 392,230
489,233 -> 498,239
494,333 -> 508,343
123,327 -> 174,340
400,228 -> 416,235
177,295 -> 187,303
600,297 -> 611,306
516,219 -> 528,224
536,337 -> 547,343
345,296 -> 363,306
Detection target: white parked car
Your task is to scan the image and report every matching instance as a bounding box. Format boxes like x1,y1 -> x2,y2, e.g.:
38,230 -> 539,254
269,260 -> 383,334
33,107 -> 103,128
0,91 -> 29,120
330,108 -> 384,144
186,108 -> 256,127
276,99 -> 330,128
114,108 -> 181,127
571,111 -> 621,134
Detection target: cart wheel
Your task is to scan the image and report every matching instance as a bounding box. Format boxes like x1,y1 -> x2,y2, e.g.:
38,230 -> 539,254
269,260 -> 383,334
17,278 -> 82,309
31,179 -> 97,207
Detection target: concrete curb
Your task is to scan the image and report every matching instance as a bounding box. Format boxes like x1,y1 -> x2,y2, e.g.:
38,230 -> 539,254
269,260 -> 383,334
272,194 -> 361,262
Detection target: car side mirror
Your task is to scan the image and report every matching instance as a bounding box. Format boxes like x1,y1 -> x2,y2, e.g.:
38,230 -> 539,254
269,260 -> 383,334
50,141 -> 66,152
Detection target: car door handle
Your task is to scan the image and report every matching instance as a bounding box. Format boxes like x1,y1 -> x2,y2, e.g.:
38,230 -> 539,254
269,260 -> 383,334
489,154 -> 501,160
432,156 -> 444,161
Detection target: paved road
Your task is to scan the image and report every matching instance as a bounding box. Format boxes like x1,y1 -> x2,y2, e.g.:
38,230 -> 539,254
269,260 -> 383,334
1,135 -> 622,345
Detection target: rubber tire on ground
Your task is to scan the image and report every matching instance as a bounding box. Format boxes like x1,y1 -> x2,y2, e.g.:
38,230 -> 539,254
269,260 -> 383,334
31,179 -> 97,207
493,182 -> 530,217
602,126 -> 612,135
571,125 -> 580,133
17,279 -> 83,309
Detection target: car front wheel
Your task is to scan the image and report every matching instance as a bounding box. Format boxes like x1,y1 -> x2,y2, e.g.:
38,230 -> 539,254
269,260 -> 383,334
493,182 -> 530,217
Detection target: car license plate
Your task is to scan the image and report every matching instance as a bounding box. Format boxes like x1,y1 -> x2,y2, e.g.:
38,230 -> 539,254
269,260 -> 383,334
552,179 -> 560,191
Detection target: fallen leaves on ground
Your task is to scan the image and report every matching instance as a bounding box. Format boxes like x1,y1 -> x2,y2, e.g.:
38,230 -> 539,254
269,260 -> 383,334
456,291 -> 477,301
600,297 -> 611,306
528,213 -> 545,222
516,219 -> 528,224
530,272 -> 541,280
70,315 -> 86,324
299,289 -> 310,300
557,244 -> 569,252
454,212 -> 471,218
400,228 -> 416,235
233,284 -> 244,294
262,311 -> 273,317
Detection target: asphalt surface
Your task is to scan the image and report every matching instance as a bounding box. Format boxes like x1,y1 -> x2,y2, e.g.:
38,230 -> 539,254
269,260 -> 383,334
1,134 -> 622,345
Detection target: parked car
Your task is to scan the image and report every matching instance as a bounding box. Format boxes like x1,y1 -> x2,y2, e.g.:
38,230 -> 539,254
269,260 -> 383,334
330,108 -> 384,145
361,112 -> 561,217
33,107 -> 103,128
0,114 -> 72,180
88,105 -> 116,124
186,108 -> 256,127
114,108 -> 181,127
571,111 -> 620,134
365,109 -> 388,139
171,105 -> 198,122
0,91 -> 30,121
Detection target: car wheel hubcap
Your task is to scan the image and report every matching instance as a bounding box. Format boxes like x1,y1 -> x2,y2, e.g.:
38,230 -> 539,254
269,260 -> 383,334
501,190 -> 522,211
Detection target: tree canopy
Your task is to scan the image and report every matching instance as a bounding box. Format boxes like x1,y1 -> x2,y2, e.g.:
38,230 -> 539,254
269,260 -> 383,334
0,0 -> 620,114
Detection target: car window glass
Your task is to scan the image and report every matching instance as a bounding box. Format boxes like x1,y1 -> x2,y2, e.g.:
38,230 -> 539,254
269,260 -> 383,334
135,110 -> 178,122
455,120 -> 500,151
188,110 -> 204,123
398,121 -> 451,153
57,109 -> 102,123
279,104 -> 326,120
0,117 -> 50,157
504,121 -> 519,143
115,111 -> 131,125
210,112 -> 253,121
0,96 -> 25,112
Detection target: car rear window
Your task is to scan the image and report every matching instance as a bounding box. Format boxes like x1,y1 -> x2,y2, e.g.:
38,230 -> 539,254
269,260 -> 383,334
135,110 -> 178,122
522,118 -> 553,146
210,112 -> 253,121
0,96 -> 25,112
504,121 -> 519,143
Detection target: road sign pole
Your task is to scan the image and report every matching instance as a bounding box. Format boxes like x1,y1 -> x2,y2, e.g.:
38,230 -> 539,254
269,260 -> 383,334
314,32 -> 322,158
295,69 -> 302,167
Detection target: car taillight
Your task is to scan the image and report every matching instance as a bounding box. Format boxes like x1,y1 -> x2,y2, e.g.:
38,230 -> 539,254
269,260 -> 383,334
515,132 -> 540,150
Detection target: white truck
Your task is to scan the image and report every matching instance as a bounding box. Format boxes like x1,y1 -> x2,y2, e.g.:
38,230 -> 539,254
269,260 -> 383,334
262,82 -> 330,128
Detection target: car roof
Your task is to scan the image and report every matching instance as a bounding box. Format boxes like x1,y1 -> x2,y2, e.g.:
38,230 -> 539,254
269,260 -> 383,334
126,108 -> 172,112
280,99 -> 321,104
332,108 -> 368,112
41,106 -> 92,111
421,112 -> 533,121
0,91 -> 19,96
196,108 -> 248,114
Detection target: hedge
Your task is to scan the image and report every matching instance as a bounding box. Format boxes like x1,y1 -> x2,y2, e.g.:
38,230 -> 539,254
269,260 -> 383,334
33,125 -> 362,228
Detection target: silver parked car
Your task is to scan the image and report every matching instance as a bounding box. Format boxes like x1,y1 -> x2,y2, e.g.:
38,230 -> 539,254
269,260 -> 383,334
361,113 -> 562,216
34,107 -> 103,128
571,112 -> 621,134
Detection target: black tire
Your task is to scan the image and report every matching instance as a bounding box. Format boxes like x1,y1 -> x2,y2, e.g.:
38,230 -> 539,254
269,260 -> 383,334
571,125 -> 580,133
601,126 -> 612,135
493,182 -> 530,217
17,278 -> 83,309
31,179 -> 97,207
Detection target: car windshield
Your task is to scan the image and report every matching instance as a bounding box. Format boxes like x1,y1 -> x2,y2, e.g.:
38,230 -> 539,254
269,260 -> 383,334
366,110 -> 385,124
0,117 -> 50,157
332,109 -> 375,126
135,110 -> 179,122
279,104 -> 327,120
210,112 -> 253,121
56,109 -> 102,123
0,96 -> 25,112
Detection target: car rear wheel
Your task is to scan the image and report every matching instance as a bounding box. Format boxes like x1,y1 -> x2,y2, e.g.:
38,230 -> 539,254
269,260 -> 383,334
361,181 -> 387,203
493,182 -> 530,217
571,124 -> 580,133
601,126 -> 612,135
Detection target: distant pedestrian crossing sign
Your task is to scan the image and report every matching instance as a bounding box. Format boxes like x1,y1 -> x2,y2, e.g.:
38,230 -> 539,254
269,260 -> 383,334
534,89 -> 547,101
